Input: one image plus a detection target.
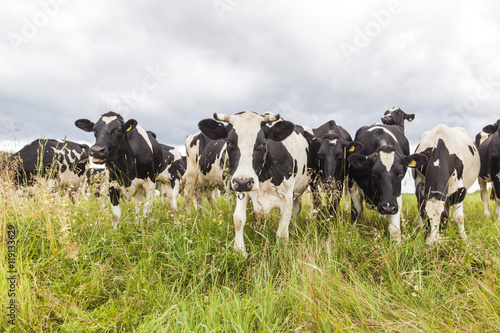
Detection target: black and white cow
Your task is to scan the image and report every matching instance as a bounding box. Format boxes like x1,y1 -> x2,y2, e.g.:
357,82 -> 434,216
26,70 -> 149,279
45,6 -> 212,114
75,112 -> 164,227
2,139 -> 89,194
198,111 -> 311,257
348,124 -> 427,240
157,143 -> 186,210
476,119 -> 500,222
182,131 -> 228,209
413,124 -> 480,243
381,107 -> 415,130
308,120 -> 361,216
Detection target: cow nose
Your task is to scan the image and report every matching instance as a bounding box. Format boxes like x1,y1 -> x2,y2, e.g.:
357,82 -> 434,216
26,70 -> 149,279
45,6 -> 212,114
378,203 -> 398,215
90,145 -> 106,158
232,177 -> 255,192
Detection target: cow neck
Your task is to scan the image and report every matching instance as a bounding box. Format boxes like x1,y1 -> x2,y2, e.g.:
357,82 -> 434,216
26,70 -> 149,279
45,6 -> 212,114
106,130 -> 135,184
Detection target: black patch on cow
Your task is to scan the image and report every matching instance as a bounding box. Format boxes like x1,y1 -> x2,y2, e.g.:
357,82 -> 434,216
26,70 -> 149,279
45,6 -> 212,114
468,145 -> 475,156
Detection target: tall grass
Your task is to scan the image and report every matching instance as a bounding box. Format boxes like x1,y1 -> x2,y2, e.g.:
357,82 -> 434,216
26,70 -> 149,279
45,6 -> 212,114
1,177 -> 500,332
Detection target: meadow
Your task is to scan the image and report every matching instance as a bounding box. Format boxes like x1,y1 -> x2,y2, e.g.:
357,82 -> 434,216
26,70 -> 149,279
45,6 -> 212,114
1,178 -> 500,332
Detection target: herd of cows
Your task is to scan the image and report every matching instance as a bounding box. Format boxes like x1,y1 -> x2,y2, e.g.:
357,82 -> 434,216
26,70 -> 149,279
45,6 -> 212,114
2,108 -> 500,257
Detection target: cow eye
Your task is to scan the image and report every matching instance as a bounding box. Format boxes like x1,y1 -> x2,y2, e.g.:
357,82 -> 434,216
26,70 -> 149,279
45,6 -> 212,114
318,153 -> 325,159
114,127 -> 122,134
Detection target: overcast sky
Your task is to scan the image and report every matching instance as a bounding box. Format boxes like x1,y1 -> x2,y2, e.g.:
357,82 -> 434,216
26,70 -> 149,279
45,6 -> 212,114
2,0 -> 500,155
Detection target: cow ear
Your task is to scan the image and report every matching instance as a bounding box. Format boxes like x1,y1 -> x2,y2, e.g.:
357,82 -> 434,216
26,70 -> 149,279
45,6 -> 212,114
405,113 -> 415,122
75,119 -> 95,132
346,141 -> 363,154
264,121 -> 295,141
124,119 -> 138,132
303,131 -> 321,152
147,130 -> 157,139
348,153 -> 372,169
483,124 -> 498,134
404,154 -> 427,168
199,119 -> 227,140
447,187 -> 467,205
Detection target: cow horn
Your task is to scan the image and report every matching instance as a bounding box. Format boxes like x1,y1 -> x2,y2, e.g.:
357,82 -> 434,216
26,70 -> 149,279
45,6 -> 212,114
214,113 -> 231,122
263,112 -> 280,123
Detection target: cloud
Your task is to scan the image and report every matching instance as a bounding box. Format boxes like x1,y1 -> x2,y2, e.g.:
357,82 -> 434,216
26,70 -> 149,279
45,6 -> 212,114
1,0 -> 499,152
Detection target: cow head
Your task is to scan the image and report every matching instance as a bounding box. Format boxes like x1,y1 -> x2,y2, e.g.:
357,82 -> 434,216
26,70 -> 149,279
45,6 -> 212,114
75,112 -> 137,164
198,111 -> 295,192
349,146 -> 427,215
307,122 -> 363,190
381,107 -> 414,129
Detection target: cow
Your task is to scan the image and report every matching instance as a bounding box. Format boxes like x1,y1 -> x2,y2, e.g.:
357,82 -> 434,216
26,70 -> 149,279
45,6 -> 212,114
198,111 -> 311,257
182,131 -> 228,210
381,107 -> 415,129
413,124 -> 480,243
75,111 -> 164,228
347,124 -> 427,241
156,143 -> 186,210
1,139 -> 89,196
476,119 -> 500,222
307,120 -> 361,217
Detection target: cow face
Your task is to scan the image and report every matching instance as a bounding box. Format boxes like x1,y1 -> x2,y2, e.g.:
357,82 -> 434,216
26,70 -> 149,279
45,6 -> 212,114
198,112 -> 295,192
349,146 -> 427,214
75,112 -> 137,164
381,107 -> 414,127
313,134 -> 362,190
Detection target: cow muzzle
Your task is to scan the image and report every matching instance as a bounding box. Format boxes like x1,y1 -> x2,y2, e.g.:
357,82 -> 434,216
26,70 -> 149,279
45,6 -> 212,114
232,177 -> 255,192
90,145 -> 107,164
378,202 -> 398,215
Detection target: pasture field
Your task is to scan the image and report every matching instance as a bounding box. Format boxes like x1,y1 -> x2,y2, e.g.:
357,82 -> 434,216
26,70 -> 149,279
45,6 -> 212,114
1,180 -> 500,332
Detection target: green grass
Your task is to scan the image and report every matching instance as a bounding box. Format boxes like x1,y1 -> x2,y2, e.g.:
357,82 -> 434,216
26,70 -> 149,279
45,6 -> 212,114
1,181 -> 500,332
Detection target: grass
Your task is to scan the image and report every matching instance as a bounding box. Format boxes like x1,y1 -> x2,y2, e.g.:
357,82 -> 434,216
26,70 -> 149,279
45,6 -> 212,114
1,178 -> 500,332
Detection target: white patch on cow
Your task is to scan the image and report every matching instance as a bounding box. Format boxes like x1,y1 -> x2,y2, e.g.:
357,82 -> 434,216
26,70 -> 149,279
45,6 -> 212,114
380,151 -> 395,172
367,126 -> 398,142
388,107 -> 400,112
433,159 -> 440,167
329,139 -> 338,145
135,125 -> 153,153
102,116 -> 117,124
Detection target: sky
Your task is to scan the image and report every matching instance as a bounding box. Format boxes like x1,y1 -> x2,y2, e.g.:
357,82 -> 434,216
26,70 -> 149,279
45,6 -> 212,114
1,1 -> 500,191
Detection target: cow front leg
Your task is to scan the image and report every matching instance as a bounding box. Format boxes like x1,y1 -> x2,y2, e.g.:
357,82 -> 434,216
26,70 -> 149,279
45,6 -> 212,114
452,201 -> 467,240
349,183 -> 364,222
109,186 -> 121,229
479,178 -> 490,217
141,179 -> 156,218
388,195 -> 402,241
233,192 -> 250,257
169,180 -> 179,211
277,195 -> 294,242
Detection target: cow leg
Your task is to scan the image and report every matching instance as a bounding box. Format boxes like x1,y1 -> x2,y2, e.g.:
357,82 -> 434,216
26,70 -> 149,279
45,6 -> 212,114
141,179 -> 156,218
292,195 -> 302,221
277,194 -> 294,242
169,180 -> 179,211
388,195 -> 402,241
233,192 -> 250,257
479,178 -> 491,218
349,182 -> 364,221
109,186 -> 121,229
452,201 -> 467,240
344,178 -> 351,211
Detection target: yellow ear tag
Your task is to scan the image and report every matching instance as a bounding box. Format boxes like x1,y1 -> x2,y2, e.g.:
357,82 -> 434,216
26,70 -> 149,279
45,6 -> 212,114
409,117 -> 413,121
126,125 -> 133,132
408,160 -> 416,167
349,146 -> 355,152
